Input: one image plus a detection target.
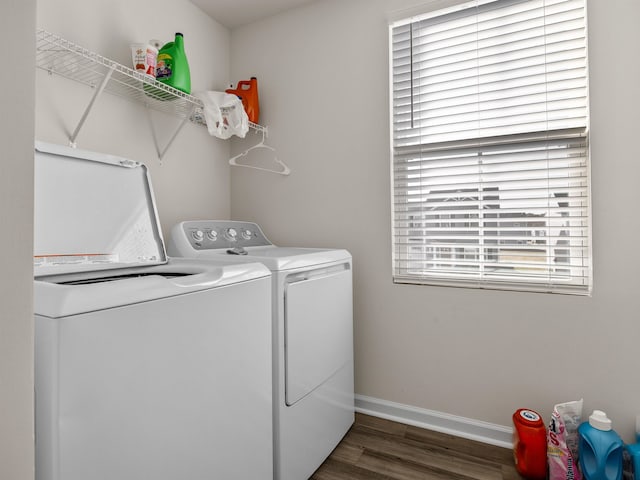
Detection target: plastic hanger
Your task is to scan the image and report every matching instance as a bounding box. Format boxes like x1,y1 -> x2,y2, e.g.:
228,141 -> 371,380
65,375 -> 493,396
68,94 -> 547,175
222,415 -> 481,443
229,127 -> 291,176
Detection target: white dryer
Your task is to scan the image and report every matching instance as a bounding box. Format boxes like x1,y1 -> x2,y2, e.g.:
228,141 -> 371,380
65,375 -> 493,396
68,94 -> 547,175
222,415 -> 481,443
33,144 -> 273,480
167,220 -> 354,480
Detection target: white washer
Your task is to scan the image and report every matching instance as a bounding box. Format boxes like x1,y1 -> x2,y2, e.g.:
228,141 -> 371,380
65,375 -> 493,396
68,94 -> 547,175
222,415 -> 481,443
167,220 -> 354,480
33,143 -> 273,480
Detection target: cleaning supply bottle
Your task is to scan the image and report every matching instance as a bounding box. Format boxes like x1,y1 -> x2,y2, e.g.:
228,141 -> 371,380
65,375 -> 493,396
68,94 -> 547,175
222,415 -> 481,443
226,77 -> 259,124
155,33 -> 191,94
578,410 -> 624,480
512,409 -> 547,479
623,416 -> 640,480
623,444 -> 637,480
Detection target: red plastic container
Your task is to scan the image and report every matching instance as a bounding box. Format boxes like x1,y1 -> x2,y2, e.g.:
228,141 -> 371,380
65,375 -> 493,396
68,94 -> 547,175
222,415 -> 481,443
226,77 -> 260,124
513,409 -> 547,479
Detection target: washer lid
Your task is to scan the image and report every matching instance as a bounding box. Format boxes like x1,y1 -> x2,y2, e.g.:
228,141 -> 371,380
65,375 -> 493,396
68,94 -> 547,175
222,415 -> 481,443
34,142 -> 167,277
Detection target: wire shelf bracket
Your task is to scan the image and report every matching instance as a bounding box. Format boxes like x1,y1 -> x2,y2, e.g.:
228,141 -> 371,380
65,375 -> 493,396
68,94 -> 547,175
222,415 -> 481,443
68,64 -> 115,148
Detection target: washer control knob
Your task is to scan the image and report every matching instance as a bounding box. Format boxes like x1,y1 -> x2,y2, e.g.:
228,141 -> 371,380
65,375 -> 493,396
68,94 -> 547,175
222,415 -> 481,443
241,229 -> 252,240
206,230 -> 218,241
224,228 -> 238,241
192,230 -> 204,242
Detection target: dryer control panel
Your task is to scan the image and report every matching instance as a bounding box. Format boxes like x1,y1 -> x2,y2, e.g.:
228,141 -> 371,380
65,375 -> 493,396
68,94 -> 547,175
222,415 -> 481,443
175,220 -> 272,251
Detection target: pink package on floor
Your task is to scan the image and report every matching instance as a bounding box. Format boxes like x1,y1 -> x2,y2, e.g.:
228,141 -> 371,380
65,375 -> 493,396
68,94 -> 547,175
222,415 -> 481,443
548,399 -> 583,480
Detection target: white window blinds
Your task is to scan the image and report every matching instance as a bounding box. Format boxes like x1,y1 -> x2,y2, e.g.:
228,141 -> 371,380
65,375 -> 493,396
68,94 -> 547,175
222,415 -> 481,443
390,0 -> 591,294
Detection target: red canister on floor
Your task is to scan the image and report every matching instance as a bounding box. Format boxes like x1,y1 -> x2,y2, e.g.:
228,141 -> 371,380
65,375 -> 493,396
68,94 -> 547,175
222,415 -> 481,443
513,409 -> 547,479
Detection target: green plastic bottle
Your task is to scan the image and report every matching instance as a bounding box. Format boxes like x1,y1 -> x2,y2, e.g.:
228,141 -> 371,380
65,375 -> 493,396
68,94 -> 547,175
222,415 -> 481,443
155,33 -> 191,94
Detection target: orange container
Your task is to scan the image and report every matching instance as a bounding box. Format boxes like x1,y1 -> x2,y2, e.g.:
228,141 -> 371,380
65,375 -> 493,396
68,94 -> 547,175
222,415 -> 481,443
226,77 -> 260,124
513,409 -> 547,479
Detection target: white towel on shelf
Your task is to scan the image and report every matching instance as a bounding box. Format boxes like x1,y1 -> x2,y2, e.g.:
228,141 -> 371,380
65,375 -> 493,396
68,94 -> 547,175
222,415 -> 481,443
194,91 -> 249,140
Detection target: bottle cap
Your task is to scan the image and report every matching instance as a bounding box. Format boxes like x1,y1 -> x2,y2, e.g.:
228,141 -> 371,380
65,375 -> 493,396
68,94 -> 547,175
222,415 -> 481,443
513,409 -> 544,428
589,410 -> 612,431
519,409 -> 541,423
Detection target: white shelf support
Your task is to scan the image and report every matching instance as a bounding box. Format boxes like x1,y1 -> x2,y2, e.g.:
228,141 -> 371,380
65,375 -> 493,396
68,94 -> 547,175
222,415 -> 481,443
69,64 -> 116,148
147,107 -> 194,161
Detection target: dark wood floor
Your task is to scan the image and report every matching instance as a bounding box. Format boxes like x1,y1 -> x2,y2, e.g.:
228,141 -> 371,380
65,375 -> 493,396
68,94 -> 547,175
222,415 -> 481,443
311,413 -> 524,480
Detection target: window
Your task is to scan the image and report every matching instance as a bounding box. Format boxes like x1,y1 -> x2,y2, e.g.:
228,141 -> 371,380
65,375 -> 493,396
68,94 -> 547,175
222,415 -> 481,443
389,0 -> 591,294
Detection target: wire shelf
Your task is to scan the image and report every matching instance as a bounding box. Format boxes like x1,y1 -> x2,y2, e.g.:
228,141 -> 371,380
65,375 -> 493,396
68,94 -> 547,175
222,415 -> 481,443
35,29 -> 269,163
36,29 -> 207,125
36,29 -> 270,134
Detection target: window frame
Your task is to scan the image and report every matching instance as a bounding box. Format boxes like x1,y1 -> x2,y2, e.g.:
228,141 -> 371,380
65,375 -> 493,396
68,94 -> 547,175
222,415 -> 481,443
388,0 -> 592,295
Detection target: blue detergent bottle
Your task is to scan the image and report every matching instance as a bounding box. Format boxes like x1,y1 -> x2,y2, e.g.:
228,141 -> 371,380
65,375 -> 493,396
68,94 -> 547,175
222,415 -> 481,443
624,416 -> 640,480
626,443 -> 640,480
579,410 -> 624,480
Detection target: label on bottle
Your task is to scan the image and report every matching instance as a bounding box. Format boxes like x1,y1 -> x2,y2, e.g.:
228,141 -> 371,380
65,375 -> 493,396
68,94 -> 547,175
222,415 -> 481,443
156,53 -> 173,80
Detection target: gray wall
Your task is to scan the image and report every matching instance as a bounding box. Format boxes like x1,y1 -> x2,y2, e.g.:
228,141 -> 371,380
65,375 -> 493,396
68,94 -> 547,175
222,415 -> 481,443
0,2 -> 36,479
6,2 -> 639,475
230,0 -> 640,441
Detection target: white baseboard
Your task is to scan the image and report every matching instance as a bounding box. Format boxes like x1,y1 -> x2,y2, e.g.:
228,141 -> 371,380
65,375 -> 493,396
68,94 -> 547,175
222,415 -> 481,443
355,394 -> 513,449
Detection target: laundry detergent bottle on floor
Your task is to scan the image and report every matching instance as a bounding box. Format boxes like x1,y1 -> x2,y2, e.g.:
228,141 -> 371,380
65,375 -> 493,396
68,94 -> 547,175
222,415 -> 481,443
578,410 -> 623,480
155,32 -> 191,94
512,409 -> 547,479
